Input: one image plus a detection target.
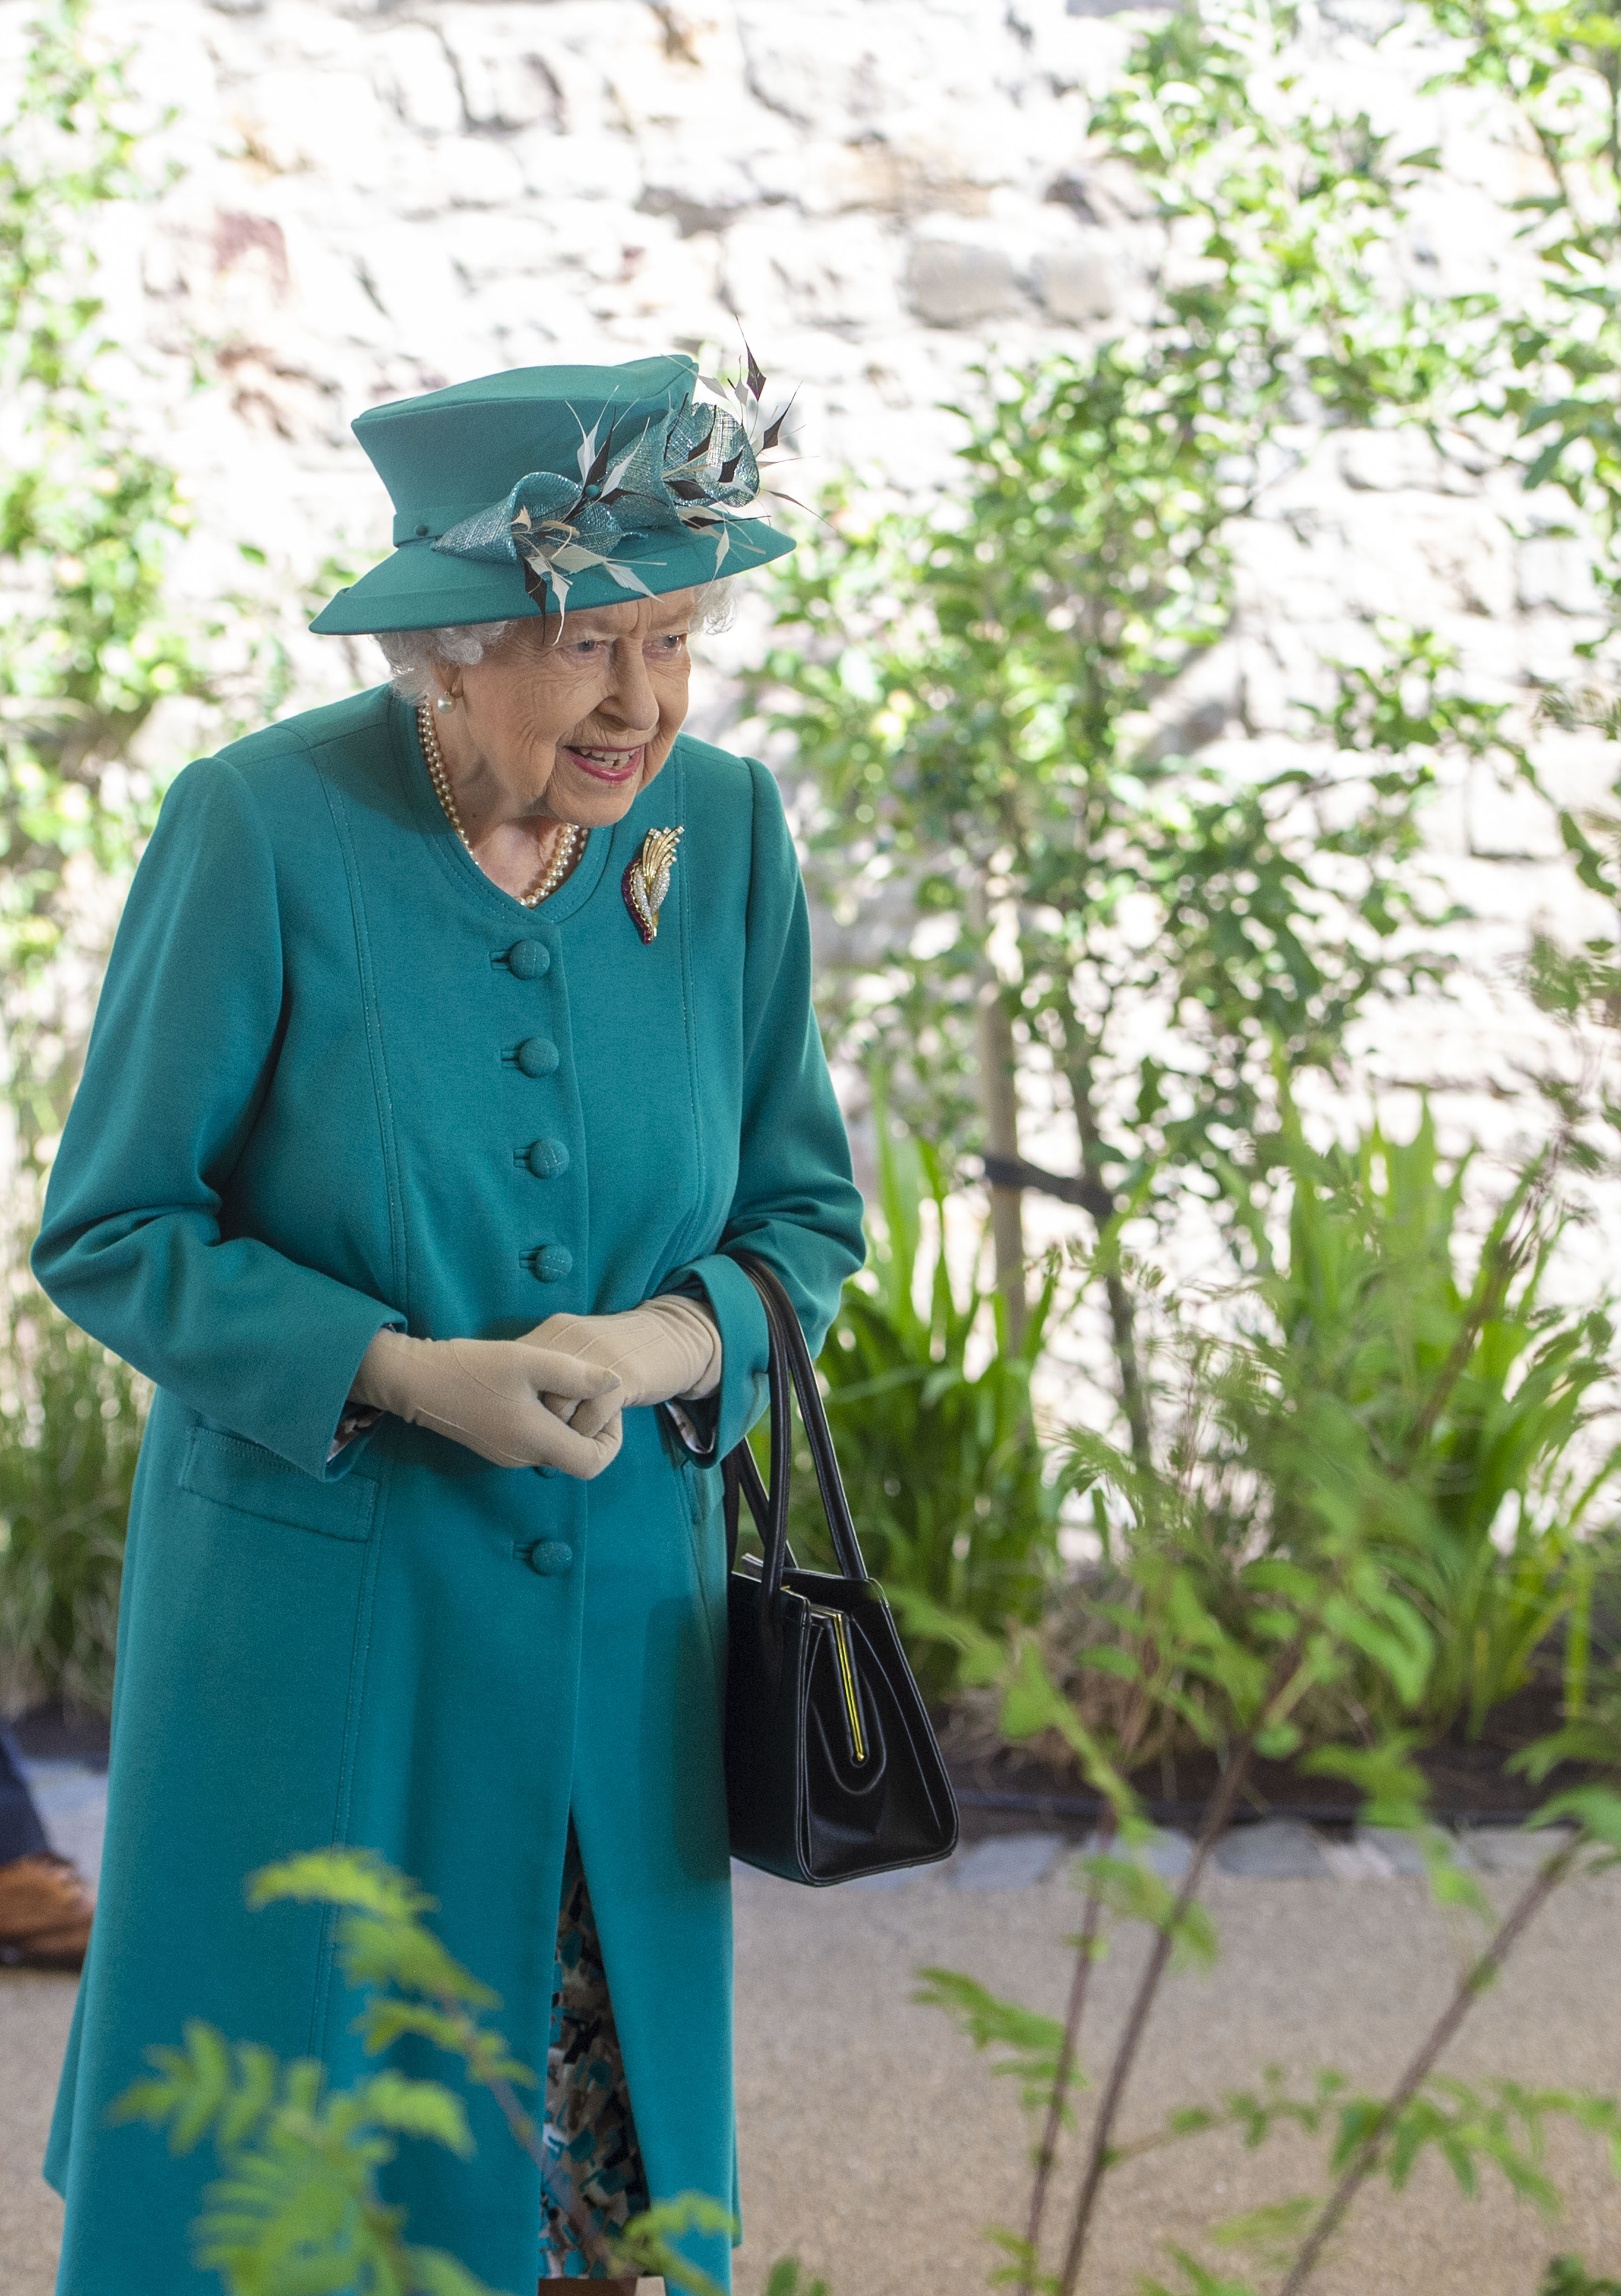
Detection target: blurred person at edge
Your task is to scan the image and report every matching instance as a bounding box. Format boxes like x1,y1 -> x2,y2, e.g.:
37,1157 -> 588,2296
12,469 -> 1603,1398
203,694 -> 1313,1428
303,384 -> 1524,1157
31,355 -> 863,2295
0,1726 -> 94,1968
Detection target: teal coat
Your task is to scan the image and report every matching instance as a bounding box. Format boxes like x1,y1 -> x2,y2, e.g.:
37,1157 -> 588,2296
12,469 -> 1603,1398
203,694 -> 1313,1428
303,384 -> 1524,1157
32,687 -> 865,2296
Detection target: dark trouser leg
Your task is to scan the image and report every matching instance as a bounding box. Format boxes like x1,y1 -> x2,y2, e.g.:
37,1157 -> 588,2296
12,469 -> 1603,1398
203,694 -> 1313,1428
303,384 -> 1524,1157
0,1726 -> 51,1865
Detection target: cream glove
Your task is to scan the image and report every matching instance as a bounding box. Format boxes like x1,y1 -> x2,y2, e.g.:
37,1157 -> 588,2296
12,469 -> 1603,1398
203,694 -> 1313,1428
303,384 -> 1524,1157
352,1329 -> 624,1478
524,1295 -> 721,1442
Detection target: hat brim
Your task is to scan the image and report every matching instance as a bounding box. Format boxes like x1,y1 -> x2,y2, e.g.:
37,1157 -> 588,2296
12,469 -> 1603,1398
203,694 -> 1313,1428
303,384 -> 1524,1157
309,517 -> 794,636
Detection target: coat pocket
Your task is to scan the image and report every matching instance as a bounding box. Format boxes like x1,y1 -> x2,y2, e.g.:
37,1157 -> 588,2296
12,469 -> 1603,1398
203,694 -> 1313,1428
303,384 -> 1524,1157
181,1424 -> 379,1543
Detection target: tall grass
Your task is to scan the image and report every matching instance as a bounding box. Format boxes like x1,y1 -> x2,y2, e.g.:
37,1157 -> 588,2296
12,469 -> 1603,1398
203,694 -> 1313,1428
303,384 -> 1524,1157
1048,1110 -> 1621,1760
0,1276 -> 145,1716
775,1113 -> 1061,1695
1267,1114 -> 1621,1740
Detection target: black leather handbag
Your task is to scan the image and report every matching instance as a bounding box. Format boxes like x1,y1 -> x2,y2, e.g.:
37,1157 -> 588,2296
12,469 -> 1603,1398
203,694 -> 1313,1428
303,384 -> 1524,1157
720,1251 -> 960,1886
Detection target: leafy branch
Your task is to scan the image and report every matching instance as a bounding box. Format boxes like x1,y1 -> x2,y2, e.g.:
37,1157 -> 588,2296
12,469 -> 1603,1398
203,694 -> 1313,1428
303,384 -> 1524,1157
0,0 -> 288,1173
116,1845 -> 821,2296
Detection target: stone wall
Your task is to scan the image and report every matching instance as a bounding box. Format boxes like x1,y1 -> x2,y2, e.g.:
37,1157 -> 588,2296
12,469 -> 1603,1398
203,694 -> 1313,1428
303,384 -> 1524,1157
3,0 -> 1615,1244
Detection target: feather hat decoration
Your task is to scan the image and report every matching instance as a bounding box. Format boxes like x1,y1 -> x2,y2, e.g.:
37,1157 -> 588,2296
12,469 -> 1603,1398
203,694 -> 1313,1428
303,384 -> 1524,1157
309,352 -> 797,636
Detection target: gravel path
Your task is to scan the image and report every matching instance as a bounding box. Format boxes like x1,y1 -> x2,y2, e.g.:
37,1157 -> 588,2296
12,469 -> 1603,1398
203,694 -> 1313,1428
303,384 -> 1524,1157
5,1779 -> 1619,2295
731,1857 -> 1621,2296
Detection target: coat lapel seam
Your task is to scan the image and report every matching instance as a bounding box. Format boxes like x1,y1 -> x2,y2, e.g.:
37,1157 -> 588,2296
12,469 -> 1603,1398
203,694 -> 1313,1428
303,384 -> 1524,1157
662,743 -> 709,1270
319,741 -> 411,1316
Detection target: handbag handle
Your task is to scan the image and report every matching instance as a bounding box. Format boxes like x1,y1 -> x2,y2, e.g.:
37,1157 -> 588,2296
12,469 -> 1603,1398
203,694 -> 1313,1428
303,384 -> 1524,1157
724,1251 -> 871,1604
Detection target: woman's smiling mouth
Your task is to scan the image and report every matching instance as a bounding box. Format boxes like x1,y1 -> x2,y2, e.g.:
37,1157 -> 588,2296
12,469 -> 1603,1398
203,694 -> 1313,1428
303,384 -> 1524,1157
563,744 -> 644,784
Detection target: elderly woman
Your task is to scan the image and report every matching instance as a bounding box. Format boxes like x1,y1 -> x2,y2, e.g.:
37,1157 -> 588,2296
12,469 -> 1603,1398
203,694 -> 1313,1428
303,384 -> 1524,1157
34,354 -> 864,2295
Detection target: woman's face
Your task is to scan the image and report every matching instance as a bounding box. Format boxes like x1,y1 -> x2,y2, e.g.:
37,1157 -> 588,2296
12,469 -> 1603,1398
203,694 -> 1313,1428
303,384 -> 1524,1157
441,587 -> 699,828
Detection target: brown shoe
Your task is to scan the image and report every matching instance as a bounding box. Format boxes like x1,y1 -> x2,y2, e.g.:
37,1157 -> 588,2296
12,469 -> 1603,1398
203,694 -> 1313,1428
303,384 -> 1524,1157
0,1852 -> 95,1970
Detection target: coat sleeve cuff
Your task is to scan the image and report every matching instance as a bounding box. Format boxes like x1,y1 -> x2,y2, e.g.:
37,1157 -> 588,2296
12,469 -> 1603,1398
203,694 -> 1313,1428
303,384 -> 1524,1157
322,1306 -> 408,1476
274,1291 -> 408,1481
660,1253 -> 770,1464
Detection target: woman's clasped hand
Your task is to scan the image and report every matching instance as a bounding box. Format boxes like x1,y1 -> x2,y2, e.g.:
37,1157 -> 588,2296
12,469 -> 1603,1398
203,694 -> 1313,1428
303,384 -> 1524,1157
352,1330 -> 626,1476
350,1293 -> 722,1477
528,1294 -> 722,1438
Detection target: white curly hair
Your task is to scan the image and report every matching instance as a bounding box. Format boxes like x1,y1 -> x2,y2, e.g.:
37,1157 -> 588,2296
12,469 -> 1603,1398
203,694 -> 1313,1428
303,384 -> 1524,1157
372,576 -> 739,703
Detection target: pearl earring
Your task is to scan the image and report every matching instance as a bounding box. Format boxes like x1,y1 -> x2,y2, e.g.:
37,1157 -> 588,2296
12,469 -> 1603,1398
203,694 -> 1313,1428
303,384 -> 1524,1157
434,690 -> 456,715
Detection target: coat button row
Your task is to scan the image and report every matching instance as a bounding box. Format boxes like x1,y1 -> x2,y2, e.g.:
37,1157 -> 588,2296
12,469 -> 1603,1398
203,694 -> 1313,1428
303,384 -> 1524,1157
518,1137 -> 570,1180
520,1538 -> 573,1575
524,1245 -> 573,1282
511,1036 -> 559,1078
496,938 -> 551,980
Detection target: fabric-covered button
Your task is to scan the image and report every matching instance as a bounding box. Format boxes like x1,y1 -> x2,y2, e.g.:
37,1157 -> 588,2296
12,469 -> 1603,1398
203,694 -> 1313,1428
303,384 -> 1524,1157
514,1036 -> 559,1077
526,1245 -> 573,1282
522,1538 -> 573,1575
503,939 -> 550,980
523,1137 -> 570,1180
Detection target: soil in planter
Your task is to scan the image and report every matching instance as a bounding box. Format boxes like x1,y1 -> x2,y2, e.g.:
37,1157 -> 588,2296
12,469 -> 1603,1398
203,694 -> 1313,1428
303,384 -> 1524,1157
940,1661 -> 1603,1845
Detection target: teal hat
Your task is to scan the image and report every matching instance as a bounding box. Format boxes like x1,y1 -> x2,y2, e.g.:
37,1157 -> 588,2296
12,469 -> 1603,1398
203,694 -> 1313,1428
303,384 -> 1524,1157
309,352 -> 795,635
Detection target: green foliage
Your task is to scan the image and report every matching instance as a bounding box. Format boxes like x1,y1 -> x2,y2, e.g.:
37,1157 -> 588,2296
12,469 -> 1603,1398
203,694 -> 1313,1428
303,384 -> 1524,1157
113,1850 -> 535,2296
608,2194 -> 737,2296
1385,2078 -> 1621,2203
609,2193 -> 832,2296
246,1850 -> 537,2097
1138,2258 -> 1258,2296
0,0 -> 293,1174
1408,1 -> 1621,1166
1254,1110 -> 1618,1740
1529,1780 -> 1621,1859
749,0 -> 1512,1264
111,2016 -> 499,2296
757,2267 -> 830,2296
917,1641 -> 1621,2296
754,365 -> 1473,1227
912,1968 -> 1072,2118
1084,0 -> 1494,429
0,1 -> 220,1163
1544,2259 -> 1621,2296
810,1059 -> 1609,1748
934,1880 -> 1621,2289
1414,0 -> 1621,612
120,1846 -> 827,2296
1072,1847 -> 1219,1975
0,1276 -> 146,1714
1039,1110 -> 1621,1755
904,1114 -> 1621,2292
746,1 -> 1536,1552
780,1105 -> 1059,1685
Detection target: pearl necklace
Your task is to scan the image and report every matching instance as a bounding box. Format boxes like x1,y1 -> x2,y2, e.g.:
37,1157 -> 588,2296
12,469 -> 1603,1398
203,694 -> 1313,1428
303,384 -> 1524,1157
416,701 -> 583,909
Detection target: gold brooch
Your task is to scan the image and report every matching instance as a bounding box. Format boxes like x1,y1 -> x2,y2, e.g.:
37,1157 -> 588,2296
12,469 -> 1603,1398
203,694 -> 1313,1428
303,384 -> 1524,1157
622,826 -> 683,944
